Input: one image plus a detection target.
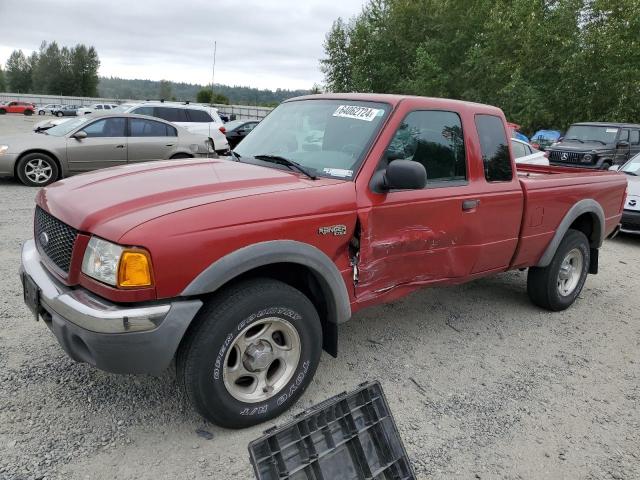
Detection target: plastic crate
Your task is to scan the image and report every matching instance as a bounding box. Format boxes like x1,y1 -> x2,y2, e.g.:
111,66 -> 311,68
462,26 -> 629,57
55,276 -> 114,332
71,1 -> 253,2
248,381 -> 415,480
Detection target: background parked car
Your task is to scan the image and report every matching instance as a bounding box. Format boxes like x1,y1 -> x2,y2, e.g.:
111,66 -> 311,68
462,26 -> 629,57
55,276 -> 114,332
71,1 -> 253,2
76,103 -> 120,115
530,129 -> 562,151
0,101 -> 35,115
122,102 -> 229,154
53,105 -> 80,117
0,113 -> 214,186
37,104 -> 64,115
547,122 -> 640,169
611,153 -> 640,234
220,118 -> 260,148
512,138 -> 548,165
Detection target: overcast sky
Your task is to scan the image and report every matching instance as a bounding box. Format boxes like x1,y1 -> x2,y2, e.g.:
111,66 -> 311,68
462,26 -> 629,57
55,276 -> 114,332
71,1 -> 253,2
0,0 -> 365,90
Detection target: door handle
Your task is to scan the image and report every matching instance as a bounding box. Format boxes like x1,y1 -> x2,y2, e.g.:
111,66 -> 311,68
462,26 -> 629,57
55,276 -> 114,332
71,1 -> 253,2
115,144 -> 125,148
462,199 -> 480,211
165,143 -> 175,147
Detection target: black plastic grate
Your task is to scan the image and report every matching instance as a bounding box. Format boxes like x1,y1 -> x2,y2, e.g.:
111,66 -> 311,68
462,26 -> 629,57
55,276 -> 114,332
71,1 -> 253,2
549,150 -> 585,164
249,381 -> 415,480
34,207 -> 78,273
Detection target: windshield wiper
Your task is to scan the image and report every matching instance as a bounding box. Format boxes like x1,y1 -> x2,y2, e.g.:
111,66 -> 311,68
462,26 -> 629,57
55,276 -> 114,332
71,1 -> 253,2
623,171 -> 638,176
587,139 -> 606,145
253,154 -> 317,180
565,138 -> 584,143
228,150 -> 241,162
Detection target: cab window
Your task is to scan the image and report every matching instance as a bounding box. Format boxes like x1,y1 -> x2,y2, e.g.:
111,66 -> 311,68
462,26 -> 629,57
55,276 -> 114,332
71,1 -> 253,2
475,114 -> 513,182
385,110 -> 467,185
82,118 -> 126,137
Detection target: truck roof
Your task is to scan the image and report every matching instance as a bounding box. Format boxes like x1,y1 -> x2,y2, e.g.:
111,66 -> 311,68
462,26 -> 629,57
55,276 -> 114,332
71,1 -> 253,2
286,93 -> 505,116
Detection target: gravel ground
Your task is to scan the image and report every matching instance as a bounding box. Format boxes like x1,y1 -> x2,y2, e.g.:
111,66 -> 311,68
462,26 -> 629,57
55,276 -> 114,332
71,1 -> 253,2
0,115 -> 639,480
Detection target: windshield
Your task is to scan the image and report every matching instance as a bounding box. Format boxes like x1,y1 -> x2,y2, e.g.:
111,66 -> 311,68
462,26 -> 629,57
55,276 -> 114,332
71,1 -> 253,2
234,99 -> 390,179
622,154 -> 640,175
564,125 -> 618,144
46,117 -> 90,137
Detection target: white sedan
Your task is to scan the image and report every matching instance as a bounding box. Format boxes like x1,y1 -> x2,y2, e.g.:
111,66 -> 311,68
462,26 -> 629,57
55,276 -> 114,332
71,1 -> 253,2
512,138 -> 548,166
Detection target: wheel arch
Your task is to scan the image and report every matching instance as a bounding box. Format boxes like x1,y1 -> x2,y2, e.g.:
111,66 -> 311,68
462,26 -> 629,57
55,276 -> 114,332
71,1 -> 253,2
181,240 -> 352,357
536,199 -> 604,267
14,149 -> 64,179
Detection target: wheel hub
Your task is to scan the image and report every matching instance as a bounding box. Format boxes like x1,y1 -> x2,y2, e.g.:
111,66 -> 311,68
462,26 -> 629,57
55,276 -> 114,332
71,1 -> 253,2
243,340 -> 274,372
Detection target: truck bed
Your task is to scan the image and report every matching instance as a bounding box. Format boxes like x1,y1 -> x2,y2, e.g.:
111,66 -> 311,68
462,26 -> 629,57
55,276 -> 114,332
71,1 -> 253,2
511,164 -> 627,268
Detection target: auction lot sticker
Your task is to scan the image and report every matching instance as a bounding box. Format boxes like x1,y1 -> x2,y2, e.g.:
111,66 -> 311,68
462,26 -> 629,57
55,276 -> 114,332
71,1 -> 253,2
333,105 -> 383,121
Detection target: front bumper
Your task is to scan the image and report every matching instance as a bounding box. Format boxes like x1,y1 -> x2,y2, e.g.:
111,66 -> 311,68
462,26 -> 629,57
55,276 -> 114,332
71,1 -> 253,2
0,153 -> 18,176
20,240 -> 202,374
620,209 -> 640,234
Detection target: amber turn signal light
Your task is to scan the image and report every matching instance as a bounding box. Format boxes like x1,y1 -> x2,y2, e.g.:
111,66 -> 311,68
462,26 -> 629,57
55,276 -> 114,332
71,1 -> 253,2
117,250 -> 153,288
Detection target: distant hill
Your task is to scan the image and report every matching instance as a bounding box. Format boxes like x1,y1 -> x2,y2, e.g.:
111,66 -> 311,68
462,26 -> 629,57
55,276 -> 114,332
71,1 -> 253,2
98,77 -> 310,106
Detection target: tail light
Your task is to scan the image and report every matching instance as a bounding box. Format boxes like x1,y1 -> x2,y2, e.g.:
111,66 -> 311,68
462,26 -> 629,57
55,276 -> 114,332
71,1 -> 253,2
219,126 -> 226,134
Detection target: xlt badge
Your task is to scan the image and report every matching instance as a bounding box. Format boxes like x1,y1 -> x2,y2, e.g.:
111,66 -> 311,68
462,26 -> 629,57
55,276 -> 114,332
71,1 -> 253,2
318,225 -> 347,236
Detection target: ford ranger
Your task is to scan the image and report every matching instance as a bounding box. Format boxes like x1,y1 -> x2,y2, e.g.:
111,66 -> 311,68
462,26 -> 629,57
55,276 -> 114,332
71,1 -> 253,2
20,94 -> 628,428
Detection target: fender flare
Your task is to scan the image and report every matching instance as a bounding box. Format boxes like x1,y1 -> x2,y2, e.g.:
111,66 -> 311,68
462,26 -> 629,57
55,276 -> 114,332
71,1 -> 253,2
181,240 -> 352,325
536,199 -> 605,267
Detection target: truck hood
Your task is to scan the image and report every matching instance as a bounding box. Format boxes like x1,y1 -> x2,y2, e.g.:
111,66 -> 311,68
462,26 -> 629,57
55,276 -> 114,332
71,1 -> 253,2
37,158 -> 342,240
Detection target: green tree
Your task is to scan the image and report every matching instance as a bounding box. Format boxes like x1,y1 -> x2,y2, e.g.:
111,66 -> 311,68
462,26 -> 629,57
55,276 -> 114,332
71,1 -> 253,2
320,17 -> 353,92
212,92 -> 229,104
158,79 -> 172,100
197,88 -> 213,103
0,65 -> 6,91
70,45 -> 100,96
5,50 -> 32,92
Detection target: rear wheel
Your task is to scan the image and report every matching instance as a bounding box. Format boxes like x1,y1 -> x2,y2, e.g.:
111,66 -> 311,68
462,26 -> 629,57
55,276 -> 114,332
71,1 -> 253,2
527,229 -> 590,311
38,110 -> 45,115
170,153 -> 192,159
177,278 -> 322,428
56,112 -> 63,117
600,161 -> 612,170
16,153 -> 59,187
24,109 -> 33,116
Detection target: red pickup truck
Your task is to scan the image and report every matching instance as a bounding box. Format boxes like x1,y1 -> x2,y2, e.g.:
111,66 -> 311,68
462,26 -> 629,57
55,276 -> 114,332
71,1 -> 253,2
20,94 -> 627,428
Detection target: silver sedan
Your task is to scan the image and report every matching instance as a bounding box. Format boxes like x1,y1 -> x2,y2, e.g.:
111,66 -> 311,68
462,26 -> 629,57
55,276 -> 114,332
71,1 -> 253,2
0,113 -> 214,186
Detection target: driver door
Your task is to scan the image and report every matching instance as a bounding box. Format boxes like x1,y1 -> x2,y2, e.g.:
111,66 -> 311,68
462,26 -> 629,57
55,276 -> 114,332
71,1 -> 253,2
66,117 -> 128,172
614,129 -> 631,165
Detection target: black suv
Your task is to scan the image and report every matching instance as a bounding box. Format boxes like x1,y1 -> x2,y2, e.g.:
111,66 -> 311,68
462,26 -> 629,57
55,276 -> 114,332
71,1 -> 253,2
547,122 -> 640,169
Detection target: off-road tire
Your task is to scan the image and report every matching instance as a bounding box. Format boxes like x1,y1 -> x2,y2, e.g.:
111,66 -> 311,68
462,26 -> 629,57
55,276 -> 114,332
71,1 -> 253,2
177,278 -> 322,429
527,229 -> 590,311
16,153 -> 59,187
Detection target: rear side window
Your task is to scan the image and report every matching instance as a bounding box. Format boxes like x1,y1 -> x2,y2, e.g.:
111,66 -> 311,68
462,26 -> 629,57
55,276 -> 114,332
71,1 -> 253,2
130,118 -> 175,137
631,130 -> 640,144
511,140 -> 527,159
187,109 -> 213,123
154,107 -> 189,123
475,114 -> 513,182
619,129 -> 629,142
132,106 -> 155,116
385,110 -> 467,184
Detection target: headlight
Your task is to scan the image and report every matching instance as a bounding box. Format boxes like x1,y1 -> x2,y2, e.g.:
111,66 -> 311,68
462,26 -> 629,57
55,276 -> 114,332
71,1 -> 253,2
0,145 -> 8,156
582,153 -> 593,162
82,237 -> 153,288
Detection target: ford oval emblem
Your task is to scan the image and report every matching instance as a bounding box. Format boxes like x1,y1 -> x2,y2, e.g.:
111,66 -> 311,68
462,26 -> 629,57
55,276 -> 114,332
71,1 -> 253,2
39,231 -> 49,248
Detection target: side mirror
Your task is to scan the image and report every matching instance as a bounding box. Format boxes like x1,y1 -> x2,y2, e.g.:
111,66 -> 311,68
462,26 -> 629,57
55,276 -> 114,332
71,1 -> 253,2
72,130 -> 87,140
371,160 -> 427,192
617,140 -> 630,148
608,165 -> 620,171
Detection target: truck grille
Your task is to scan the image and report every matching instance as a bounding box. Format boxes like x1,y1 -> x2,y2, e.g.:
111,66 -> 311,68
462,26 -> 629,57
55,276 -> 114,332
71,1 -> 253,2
34,207 -> 78,273
548,150 -> 585,164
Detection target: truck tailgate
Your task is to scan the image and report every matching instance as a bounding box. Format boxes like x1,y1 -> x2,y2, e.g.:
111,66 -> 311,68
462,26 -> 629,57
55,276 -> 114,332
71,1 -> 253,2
511,164 -> 627,267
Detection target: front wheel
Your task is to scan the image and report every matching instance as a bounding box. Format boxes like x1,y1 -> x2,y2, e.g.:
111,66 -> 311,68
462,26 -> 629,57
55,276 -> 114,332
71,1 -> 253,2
16,153 -> 59,187
38,110 -> 45,115
56,112 -> 63,117
177,278 -> 322,428
527,229 -> 590,311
